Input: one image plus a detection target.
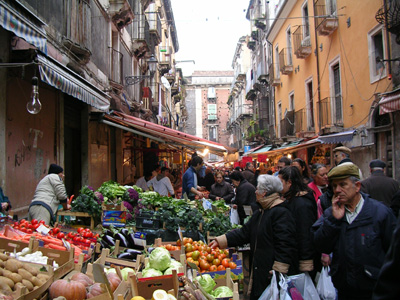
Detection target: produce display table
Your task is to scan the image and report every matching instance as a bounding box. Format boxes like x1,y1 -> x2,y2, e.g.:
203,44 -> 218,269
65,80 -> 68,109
56,211 -> 95,230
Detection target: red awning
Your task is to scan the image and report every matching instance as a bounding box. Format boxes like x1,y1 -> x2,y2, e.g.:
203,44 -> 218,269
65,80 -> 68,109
379,89 -> 400,115
103,112 -> 236,155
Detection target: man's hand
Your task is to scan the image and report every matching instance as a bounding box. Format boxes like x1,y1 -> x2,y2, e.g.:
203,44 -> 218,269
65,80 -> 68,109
232,204 -> 238,209
215,197 -> 220,200
66,204 -> 72,210
197,192 -> 204,199
332,196 -> 345,220
321,253 -> 331,267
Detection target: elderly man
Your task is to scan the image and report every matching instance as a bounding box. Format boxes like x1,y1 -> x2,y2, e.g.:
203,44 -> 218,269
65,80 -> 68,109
361,159 -> 399,208
333,146 -> 352,166
312,163 -> 396,300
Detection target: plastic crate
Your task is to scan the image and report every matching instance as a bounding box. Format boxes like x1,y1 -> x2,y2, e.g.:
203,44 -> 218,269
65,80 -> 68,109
135,212 -> 161,229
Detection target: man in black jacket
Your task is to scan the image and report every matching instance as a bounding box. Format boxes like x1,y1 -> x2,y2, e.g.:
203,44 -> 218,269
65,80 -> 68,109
242,162 -> 256,187
312,163 -> 396,299
361,159 -> 399,208
209,171 -> 234,204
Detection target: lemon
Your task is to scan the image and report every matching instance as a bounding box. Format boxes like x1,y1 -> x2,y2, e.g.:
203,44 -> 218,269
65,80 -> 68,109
167,294 -> 177,300
152,289 -> 168,300
131,297 -> 146,300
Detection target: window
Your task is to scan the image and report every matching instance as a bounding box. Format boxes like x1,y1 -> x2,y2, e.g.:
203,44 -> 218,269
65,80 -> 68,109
277,102 -> 282,138
274,45 -> 280,79
302,1 -> 310,38
286,27 -> 293,66
289,92 -> 295,111
368,25 -> 386,83
208,104 -> 217,120
332,64 -> 343,124
209,126 -> 217,142
326,0 -> 337,15
208,87 -> 216,99
305,78 -> 314,130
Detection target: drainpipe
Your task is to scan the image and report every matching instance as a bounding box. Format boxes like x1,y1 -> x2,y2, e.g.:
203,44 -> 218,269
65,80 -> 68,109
266,39 -> 275,140
313,1 -> 322,133
383,0 -> 392,77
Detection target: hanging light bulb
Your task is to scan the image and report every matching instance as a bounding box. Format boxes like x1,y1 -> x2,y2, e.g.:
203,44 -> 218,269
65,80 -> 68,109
26,76 -> 41,114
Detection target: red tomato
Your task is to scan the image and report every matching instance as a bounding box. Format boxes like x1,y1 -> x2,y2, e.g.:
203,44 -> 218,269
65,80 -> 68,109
57,232 -> 65,239
13,222 -> 19,227
77,227 -> 85,233
39,220 -> 46,225
26,229 -> 33,234
19,219 -> 27,225
217,265 -> 226,271
27,224 -> 33,229
67,232 -> 76,238
53,227 -> 60,234
33,224 -> 40,230
31,219 -> 38,225
14,226 -> 19,230
93,234 -> 100,239
228,262 -> 237,269
73,236 -> 80,242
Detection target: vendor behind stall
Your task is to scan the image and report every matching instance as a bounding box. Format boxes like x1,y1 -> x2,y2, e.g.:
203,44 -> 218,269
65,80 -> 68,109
28,164 -> 71,225
0,187 -> 11,216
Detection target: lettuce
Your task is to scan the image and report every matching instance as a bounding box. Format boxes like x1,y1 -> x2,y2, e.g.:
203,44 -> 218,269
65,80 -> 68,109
212,286 -> 233,298
142,268 -> 163,278
196,274 -> 216,294
149,247 -> 171,271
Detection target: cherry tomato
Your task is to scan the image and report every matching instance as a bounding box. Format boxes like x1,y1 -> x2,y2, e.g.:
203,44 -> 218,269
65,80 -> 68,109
57,232 -> 65,239
31,219 -> 38,225
53,227 -> 60,235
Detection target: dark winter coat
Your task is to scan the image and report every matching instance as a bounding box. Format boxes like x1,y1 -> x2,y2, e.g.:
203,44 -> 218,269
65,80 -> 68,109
361,170 -> 399,207
312,193 -> 396,299
284,191 -> 318,272
231,179 -> 257,224
209,181 -> 234,204
242,169 -> 256,187
203,172 -> 215,192
225,196 -> 297,300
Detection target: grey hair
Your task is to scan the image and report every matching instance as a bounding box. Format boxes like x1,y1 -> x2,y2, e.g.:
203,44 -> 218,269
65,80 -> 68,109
257,174 -> 283,194
348,176 -> 360,183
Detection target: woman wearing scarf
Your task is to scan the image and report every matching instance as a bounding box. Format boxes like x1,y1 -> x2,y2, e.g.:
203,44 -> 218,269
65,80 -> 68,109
210,175 -> 297,300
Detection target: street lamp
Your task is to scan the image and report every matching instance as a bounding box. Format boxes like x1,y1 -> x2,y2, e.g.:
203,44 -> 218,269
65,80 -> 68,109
125,54 -> 158,85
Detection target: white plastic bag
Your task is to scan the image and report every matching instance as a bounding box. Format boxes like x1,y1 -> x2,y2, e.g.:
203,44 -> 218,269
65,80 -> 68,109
259,271 -> 279,300
279,273 -> 293,300
316,267 -> 336,300
287,272 -> 320,299
230,207 -> 240,225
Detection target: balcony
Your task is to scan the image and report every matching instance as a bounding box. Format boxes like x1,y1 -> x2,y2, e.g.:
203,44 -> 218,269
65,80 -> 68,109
295,108 -> 307,133
208,114 -> 217,120
279,48 -> 293,74
159,46 -> 172,74
246,89 -> 257,101
147,10 -> 162,44
293,26 -> 312,59
109,0 -> 134,29
315,0 -> 338,36
132,19 -> 150,58
247,41 -> 256,51
238,104 -> 253,119
268,63 -> 281,86
318,97 -> 343,130
280,110 -> 295,137
251,30 -> 258,41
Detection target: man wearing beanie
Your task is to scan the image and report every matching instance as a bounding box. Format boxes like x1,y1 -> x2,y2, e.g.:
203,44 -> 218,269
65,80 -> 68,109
312,163 -> 396,299
28,164 -> 71,225
361,159 -> 399,208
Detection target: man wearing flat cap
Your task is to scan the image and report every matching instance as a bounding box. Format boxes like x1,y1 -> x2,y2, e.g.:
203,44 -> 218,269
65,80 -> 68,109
28,164 -> 71,225
332,146 -> 352,166
312,163 -> 396,299
361,159 -> 399,208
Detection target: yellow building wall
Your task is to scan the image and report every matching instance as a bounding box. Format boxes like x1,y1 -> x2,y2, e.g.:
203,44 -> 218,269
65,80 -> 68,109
271,0 -> 392,136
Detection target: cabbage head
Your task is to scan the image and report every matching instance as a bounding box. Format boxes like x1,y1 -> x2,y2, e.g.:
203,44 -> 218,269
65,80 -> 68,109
142,268 -> 163,278
195,274 -> 216,294
212,286 -> 233,298
149,247 -> 171,271
164,260 -> 183,275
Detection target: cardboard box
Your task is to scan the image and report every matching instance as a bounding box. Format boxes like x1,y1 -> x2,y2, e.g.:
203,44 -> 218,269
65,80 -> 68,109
129,269 -> 179,300
213,268 -> 240,300
154,238 -> 184,260
102,210 -> 127,227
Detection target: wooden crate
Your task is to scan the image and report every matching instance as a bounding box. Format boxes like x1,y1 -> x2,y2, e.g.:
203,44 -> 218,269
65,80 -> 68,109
214,268 -> 240,300
153,238 -> 184,260
0,236 -> 33,252
94,248 -> 140,269
56,210 -> 95,230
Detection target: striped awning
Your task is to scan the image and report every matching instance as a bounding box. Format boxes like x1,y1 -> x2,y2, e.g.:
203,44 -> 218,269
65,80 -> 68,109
37,54 -> 110,111
317,130 -> 355,144
379,89 -> 400,115
0,1 -> 47,54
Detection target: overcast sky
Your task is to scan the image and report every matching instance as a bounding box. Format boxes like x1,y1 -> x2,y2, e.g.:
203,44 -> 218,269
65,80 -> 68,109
170,0 -> 250,76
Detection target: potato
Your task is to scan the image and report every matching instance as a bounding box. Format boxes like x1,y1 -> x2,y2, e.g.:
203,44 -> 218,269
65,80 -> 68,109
31,277 -> 44,287
21,279 -> 33,291
0,254 -> 8,261
0,269 -> 11,278
8,273 -> 22,284
6,259 -> 22,269
36,273 -> 49,281
22,263 -> 38,276
17,269 -> 34,282
0,277 -> 14,289
0,261 -> 4,268
0,281 -> 12,294
4,260 -> 18,273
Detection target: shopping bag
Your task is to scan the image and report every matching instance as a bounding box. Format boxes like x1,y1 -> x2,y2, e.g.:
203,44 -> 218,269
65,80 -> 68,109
278,273 -> 293,300
230,207 -> 240,225
259,271 -> 279,300
287,272 -> 320,300
316,267 -> 336,300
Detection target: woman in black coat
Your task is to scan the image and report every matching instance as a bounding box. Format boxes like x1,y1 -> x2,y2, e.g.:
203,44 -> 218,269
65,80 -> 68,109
210,175 -> 297,300
278,166 -> 318,275
229,171 -> 257,224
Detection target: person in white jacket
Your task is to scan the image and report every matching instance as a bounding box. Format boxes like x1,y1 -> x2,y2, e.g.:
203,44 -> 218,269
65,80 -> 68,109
28,164 -> 71,225
147,167 -> 175,197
